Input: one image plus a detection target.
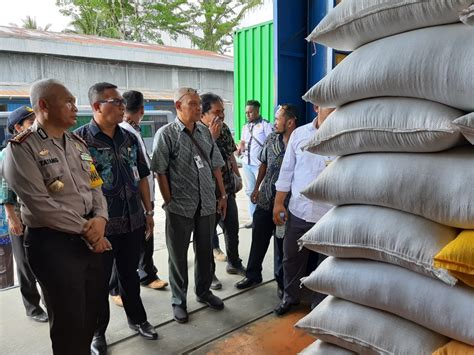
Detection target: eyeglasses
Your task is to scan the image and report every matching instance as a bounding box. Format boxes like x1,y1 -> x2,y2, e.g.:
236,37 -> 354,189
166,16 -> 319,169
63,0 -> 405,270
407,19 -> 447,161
175,88 -> 198,102
97,98 -> 126,107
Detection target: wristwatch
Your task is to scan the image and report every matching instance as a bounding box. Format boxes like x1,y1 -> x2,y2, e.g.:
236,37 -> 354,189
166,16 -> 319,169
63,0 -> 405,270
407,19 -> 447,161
144,210 -> 154,217
219,195 -> 227,200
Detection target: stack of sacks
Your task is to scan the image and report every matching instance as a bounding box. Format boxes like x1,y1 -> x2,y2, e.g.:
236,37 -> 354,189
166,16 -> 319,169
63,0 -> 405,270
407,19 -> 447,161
293,0 -> 474,353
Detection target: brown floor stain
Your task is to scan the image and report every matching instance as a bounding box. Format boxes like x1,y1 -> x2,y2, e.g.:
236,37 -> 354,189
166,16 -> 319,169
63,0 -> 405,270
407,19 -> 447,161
204,307 -> 314,355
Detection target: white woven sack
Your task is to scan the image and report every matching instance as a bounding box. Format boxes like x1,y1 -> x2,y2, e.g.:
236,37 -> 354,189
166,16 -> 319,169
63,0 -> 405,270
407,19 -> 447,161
303,24 -> 474,112
306,97 -> 466,156
453,112 -> 474,145
306,0 -> 472,51
298,205 -> 458,285
299,340 -> 356,355
302,146 -> 474,229
295,296 -> 449,354
303,258 -> 474,345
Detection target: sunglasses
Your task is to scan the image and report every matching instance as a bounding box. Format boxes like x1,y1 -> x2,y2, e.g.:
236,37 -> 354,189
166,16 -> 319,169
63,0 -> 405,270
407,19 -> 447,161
97,98 -> 126,107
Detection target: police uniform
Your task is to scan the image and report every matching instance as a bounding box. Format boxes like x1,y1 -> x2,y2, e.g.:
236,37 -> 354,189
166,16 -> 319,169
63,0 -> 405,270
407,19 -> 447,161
2,121 -> 108,355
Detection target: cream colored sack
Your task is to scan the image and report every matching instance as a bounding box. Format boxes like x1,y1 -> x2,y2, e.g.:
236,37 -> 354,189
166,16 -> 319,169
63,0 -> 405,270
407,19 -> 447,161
302,146 -> 474,229
303,24 -> 474,111
299,205 -> 458,285
299,340 -> 356,355
306,97 -> 466,156
307,0 -> 472,51
295,296 -> 449,354
302,258 -> 474,345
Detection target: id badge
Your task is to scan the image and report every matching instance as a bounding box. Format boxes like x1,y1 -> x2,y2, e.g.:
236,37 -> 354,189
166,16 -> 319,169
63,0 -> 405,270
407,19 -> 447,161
131,166 -> 140,181
194,155 -> 205,169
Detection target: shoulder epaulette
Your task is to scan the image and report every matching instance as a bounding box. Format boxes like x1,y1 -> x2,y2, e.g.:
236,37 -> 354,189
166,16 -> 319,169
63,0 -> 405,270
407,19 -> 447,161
9,129 -> 33,144
71,132 -> 88,147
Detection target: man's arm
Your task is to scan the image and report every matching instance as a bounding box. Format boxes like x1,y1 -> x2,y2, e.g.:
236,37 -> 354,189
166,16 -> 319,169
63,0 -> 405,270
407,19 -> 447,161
4,203 -> 22,236
273,133 -> 297,225
251,163 -> 267,204
157,174 -> 172,205
139,177 -> 154,240
213,168 -> 227,220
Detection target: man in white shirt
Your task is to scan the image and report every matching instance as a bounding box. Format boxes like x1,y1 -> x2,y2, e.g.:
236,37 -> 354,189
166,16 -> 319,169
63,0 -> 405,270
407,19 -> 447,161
272,105 -> 335,316
237,100 -> 273,226
109,90 -> 168,303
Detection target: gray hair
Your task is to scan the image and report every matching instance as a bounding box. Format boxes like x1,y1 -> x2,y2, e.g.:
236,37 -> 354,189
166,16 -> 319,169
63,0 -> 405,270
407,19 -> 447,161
29,79 -> 65,110
173,87 -> 198,103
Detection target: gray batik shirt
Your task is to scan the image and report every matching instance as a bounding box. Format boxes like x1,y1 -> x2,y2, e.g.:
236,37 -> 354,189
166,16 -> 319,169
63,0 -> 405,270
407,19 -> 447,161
151,117 -> 224,218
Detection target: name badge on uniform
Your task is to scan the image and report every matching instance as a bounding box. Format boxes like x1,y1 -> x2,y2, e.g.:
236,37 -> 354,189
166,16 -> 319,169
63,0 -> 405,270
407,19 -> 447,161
80,153 -> 93,162
194,155 -> 204,169
90,163 -> 103,188
131,166 -> 140,182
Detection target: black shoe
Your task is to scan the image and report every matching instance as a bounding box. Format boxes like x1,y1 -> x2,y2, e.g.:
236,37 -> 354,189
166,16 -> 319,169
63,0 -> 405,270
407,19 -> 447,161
129,321 -> 158,340
210,274 -> 222,290
243,221 -> 253,229
172,305 -> 189,323
30,310 -> 48,323
196,293 -> 224,310
226,264 -> 246,276
90,335 -> 107,355
235,277 -> 261,290
277,287 -> 284,300
273,300 -> 299,316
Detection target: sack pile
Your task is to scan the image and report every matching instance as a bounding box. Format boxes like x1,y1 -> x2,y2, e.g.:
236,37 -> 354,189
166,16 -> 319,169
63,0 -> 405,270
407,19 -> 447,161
294,1 -> 474,353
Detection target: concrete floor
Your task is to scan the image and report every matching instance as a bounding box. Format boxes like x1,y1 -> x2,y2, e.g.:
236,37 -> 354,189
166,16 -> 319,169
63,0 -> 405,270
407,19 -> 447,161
0,188 -> 313,354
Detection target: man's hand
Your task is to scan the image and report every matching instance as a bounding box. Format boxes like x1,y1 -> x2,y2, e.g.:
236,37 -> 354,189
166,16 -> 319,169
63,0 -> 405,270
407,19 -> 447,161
209,118 -> 223,140
273,202 -> 287,226
92,237 -> 112,253
251,189 -> 259,204
82,217 -> 107,245
7,214 -> 23,237
145,215 -> 154,241
217,197 -> 227,220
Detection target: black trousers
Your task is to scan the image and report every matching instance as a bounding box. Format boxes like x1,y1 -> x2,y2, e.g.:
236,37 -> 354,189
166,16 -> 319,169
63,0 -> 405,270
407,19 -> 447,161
165,209 -> 215,307
10,233 -> 43,316
95,227 -> 147,336
245,206 -> 284,289
24,227 -> 105,355
109,227 -> 158,295
213,194 -> 242,267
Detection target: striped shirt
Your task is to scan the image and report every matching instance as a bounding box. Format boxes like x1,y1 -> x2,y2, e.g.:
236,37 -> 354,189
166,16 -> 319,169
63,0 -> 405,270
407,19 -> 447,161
151,118 -> 224,218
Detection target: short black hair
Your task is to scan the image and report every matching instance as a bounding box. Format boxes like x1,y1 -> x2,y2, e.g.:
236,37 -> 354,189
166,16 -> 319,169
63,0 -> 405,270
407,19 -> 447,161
88,82 -> 117,105
279,103 -> 299,120
123,90 -> 144,114
246,99 -> 261,110
201,92 -> 223,114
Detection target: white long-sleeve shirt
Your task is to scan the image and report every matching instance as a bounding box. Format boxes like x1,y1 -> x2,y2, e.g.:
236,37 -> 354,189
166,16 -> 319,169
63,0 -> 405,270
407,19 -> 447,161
241,117 -> 273,166
274,119 -> 332,223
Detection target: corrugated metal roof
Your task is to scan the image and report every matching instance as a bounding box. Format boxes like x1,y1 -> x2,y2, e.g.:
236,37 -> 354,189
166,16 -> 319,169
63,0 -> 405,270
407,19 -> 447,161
0,26 -> 233,71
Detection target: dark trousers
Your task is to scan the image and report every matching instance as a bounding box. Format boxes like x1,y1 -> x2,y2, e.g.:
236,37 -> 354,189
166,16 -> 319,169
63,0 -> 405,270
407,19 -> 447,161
165,209 -> 215,307
212,194 -> 242,267
24,227 -> 105,355
245,206 -> 284,289
10,233 -> 43,316
96,227 -> 147,336
283,212 -> 326,305
109,228 -> 158,295
0,242 -> 13,289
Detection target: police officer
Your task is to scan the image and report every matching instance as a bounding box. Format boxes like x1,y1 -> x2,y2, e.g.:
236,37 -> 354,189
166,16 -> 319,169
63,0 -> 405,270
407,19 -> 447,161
3,79 -> 110,355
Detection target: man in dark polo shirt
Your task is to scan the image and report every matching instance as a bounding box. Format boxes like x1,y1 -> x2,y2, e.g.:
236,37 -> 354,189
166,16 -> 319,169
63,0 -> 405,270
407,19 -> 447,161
151,87 -> 227,324
75,82 -> 157,355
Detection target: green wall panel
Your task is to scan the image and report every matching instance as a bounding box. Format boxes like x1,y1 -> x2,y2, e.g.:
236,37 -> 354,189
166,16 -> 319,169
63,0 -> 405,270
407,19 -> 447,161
234,21 -> 274,141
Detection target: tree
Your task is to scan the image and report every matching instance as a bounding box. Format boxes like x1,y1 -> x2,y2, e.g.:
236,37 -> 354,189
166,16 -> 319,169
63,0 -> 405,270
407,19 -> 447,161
184,0 -> 263,53
56,0 -> 263,53
9,16 -> 52,31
